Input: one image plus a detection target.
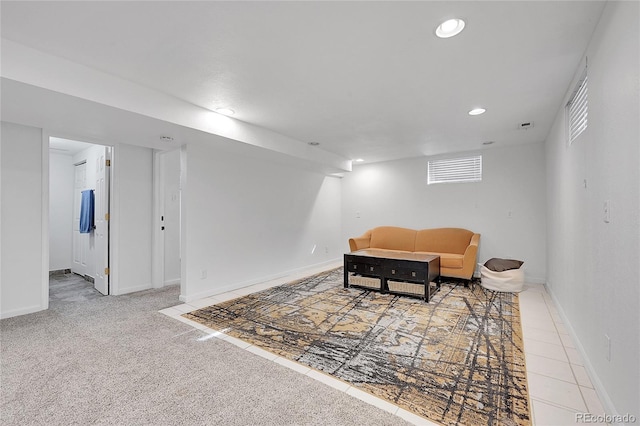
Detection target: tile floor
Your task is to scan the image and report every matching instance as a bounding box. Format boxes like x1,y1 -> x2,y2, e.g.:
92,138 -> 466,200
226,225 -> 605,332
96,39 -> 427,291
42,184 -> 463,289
518,282 -> 609,426
160,263 -> 610,426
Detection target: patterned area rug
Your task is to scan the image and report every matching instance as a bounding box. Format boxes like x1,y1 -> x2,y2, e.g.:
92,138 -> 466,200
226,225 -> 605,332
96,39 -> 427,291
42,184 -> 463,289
184,268 -> 530,426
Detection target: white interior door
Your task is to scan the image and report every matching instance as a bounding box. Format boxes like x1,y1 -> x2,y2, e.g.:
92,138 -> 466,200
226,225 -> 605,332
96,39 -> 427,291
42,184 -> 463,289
72,162 -> 88,276
93,147 -> 111,295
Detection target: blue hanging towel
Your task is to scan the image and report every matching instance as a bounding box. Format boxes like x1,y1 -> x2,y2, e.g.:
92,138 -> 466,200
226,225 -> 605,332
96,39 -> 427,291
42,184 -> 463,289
79,189 -> 95,233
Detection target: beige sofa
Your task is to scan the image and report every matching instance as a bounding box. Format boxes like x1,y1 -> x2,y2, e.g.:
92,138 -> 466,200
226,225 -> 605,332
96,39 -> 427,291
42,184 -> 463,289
349,226 -> 480,280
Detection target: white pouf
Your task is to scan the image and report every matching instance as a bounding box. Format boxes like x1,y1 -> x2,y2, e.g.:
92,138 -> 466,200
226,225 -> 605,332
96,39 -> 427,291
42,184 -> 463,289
479,264 -> 524,292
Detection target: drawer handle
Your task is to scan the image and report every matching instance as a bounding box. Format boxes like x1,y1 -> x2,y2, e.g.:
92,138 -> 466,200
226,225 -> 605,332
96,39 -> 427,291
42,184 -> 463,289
370,266 -> 374,271
412,272 -> 416,277
391,269 -> 396,274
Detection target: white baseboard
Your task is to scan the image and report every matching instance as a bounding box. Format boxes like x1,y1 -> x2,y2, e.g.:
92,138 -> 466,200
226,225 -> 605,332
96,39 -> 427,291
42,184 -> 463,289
163,278 -> 180,286
0,303 -> 46,319
111,283 -> 152,296
524,274 -> 546,284
180,258 -> 342,303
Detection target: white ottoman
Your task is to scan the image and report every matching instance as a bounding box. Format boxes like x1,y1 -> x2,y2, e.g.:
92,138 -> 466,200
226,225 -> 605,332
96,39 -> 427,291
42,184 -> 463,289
479,259 -> 524,292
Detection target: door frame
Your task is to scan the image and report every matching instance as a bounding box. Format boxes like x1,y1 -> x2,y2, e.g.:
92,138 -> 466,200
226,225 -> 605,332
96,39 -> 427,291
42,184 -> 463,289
151,147 -> 182,289
71,160 -> 88,277
151,149 -> 164,289
43,131 -> 117,304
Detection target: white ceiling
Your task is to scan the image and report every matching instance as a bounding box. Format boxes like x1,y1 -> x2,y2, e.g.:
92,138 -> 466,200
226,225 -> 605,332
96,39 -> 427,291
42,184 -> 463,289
49,137 -> 96,155
1,1 -> 606,164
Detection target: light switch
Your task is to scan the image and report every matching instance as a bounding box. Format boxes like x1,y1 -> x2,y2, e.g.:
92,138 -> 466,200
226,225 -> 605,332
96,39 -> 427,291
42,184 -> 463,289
604,200 -> 611,223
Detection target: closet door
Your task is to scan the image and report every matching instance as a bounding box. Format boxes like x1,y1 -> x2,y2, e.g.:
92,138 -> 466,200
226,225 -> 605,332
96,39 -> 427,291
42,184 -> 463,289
71,162 -> 88,276
93,147 -> 111,295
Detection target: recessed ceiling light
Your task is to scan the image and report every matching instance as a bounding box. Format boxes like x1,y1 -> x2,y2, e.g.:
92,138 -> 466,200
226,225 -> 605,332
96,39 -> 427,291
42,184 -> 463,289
435,18 -> 466,38
482,141 -> 495,145
215,108 -> 235,116
353,158 -> 365,163
468,108 -> 486,116
308,142 -> 320,146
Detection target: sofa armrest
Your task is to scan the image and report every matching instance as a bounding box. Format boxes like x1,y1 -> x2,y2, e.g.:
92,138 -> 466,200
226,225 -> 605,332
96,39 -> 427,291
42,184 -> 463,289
349,237 -> 371,252
460,233 -> 481,279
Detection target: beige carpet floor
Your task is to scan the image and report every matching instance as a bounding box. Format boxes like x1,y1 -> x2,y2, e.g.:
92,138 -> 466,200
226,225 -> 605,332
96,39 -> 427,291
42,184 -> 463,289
1,283 -> 407,426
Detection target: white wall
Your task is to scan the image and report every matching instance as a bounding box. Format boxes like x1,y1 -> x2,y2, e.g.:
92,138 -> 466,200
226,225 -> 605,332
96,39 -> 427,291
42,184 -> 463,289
161,149 -> 181,285
341,143 -> 547,282
545,1 -> 639,418
49,152 -> 74,271
1,122 -> 46,318
180,140 -> 342,301
111,143 -> 153,295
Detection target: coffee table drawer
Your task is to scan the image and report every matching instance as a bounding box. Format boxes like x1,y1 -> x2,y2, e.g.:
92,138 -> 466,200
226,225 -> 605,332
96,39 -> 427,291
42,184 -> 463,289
384,265 -> 427,281
347,259 -> 383,275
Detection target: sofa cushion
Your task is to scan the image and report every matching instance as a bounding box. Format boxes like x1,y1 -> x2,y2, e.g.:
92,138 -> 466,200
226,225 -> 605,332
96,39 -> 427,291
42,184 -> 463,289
415,228 -> 473,254
369,226 -> 417,252
417,252 -> 464,269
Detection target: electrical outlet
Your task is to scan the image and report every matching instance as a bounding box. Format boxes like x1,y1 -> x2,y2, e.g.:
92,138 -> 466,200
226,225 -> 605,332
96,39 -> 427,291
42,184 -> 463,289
605,334 -> 611,361
356,211 -> 361,219
325,247 -> 329,254
604,200 -> 611,223
200,269 -> 207,279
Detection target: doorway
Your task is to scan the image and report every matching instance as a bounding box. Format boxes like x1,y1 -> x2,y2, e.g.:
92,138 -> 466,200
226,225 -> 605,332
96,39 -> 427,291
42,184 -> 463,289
49,137 -> 112,298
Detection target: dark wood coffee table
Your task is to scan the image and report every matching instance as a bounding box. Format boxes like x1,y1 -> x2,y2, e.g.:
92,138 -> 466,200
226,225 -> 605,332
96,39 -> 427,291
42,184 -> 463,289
344,249 -> 441,302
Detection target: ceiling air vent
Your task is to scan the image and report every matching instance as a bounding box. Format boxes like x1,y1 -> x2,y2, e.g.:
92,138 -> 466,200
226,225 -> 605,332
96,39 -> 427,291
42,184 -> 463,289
518,121 -> 534,130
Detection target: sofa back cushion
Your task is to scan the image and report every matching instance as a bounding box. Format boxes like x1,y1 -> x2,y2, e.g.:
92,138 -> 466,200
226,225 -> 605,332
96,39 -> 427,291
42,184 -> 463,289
415,228 -> 473,254
369,226 -> 417,251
